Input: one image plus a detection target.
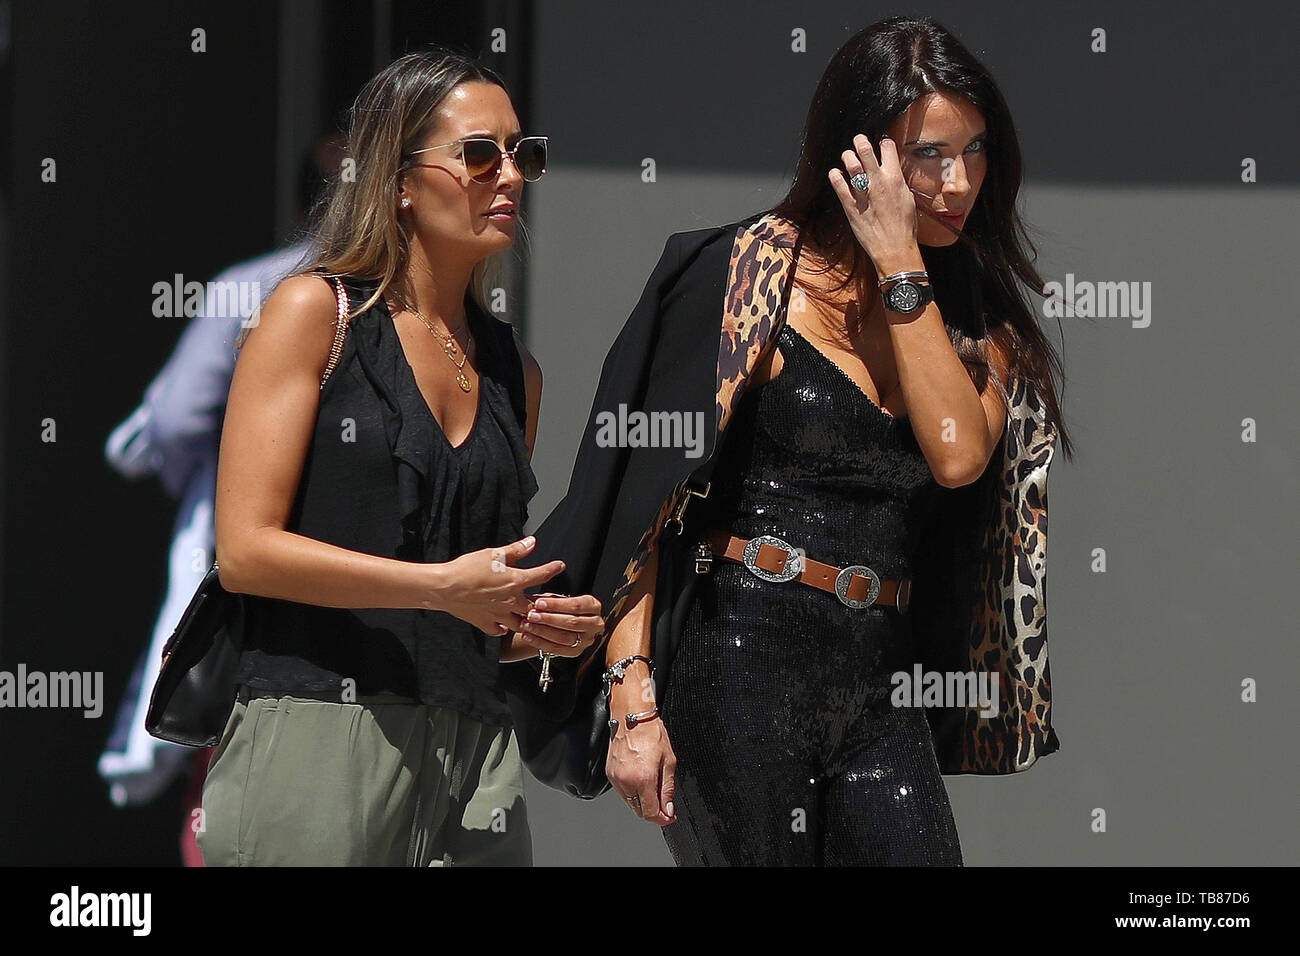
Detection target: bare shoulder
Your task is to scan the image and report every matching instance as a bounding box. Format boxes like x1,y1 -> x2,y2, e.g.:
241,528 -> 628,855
238,273 -> 340,371
264,273 -> 339,328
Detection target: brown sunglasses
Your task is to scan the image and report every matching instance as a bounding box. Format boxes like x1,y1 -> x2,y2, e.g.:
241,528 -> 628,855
406,135 -> 548,183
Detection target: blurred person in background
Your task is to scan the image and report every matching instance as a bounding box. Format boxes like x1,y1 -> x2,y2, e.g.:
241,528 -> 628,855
99,133 -> 344,865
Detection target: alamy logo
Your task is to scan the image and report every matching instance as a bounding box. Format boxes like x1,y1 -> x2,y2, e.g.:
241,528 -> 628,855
1042,273 -> 1152,327
49,886 -> 151,935
152,274 -> 262,324
0,664 -> 103,717
594,404 -> 706,459
891,666 -> 999,718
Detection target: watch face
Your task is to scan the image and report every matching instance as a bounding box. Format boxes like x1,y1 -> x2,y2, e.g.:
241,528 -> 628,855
889,280 -> 922,313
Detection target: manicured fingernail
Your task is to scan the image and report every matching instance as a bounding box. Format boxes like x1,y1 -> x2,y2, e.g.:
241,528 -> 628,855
534,600 -> 547,609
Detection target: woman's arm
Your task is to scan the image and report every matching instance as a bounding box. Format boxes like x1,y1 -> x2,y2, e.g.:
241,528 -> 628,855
882,285 -> 1011,485
604,544 -> 657,707
871,244 -> 1011,486
830,134 -> 1011,487
214,275 -> 560,631
604,541 -> 677,826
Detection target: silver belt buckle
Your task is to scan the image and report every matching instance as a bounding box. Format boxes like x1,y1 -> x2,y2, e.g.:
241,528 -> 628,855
742,534 -> 803,583
835,565 -> 881,609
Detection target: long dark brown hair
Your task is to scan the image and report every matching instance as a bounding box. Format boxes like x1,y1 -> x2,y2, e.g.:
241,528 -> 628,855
767,16 -> 1073,459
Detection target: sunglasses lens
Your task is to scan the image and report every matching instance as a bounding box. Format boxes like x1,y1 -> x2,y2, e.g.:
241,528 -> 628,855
516,138 -> 547,181
461,140 -> 502,182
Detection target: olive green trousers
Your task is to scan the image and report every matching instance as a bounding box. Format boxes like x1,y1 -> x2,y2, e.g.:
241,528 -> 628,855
196,687 -> 532,866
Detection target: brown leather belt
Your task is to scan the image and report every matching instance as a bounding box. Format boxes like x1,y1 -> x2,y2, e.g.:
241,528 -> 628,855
700,529 -> 910,612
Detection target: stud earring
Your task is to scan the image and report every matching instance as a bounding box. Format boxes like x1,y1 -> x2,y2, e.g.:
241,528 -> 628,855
400,197 -> 412,208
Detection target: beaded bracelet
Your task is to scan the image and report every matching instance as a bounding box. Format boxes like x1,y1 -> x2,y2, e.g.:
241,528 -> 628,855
601,655 -> 652,694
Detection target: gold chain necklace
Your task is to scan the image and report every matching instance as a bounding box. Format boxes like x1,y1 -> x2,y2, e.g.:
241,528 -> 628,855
390,295 -> 474,393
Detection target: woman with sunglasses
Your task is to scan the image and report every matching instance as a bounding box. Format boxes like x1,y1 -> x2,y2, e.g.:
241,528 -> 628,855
197,47 -> 603,866
530,16 -> 1071,865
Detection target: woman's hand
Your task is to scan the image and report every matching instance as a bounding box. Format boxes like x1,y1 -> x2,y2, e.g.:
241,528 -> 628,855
433,535 -> 565,637
607,675 -> 677,825
513,591 -> 604,658
827,133 -> 920,270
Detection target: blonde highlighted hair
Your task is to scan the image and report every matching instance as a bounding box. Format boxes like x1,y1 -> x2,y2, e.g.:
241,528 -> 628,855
238,46 -> 510,349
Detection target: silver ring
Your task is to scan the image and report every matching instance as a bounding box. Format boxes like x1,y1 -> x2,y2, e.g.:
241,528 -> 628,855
835,565 -> 881,609
850,172 -> 870,192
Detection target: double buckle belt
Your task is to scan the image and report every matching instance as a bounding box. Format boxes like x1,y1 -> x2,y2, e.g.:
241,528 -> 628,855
697,529 -> 910,612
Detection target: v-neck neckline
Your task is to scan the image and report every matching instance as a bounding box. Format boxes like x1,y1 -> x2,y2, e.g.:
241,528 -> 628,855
384,296 -> 486,454
781,323 -> 907,424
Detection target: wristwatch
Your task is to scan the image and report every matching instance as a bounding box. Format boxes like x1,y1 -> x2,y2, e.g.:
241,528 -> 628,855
881,276 -> 935,316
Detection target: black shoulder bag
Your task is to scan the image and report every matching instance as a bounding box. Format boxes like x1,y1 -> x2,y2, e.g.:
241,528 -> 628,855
145,275 -> 351,746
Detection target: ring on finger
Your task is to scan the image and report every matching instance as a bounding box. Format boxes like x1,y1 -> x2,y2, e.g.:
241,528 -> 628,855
850,171 -> 870,192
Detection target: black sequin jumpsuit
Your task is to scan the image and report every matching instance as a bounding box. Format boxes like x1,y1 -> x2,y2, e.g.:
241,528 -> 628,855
659,322 -> 964,866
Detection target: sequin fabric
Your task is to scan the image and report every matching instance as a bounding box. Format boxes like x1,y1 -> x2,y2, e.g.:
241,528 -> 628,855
659,322 -> 964,865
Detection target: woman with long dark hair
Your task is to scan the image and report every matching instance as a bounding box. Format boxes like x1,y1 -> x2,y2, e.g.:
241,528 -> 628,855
197,48 -> 604,866
589,16 -> 1073,865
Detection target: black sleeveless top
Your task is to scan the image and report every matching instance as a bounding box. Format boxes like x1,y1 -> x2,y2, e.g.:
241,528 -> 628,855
234,276 -> 539,726
696,321 -> 940,579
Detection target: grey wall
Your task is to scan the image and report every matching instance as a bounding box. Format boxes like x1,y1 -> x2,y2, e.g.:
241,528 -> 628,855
515,2 -> 1298,865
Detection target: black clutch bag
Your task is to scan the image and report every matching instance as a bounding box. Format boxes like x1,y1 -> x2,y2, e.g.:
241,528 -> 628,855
501,650 -> 612,800
144,560 -> 246,747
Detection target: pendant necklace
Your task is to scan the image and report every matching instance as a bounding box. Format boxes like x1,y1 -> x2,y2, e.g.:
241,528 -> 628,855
392,296 -> 473,392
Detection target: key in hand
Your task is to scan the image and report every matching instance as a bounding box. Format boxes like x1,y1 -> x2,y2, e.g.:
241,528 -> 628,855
538,651 -> 554,692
